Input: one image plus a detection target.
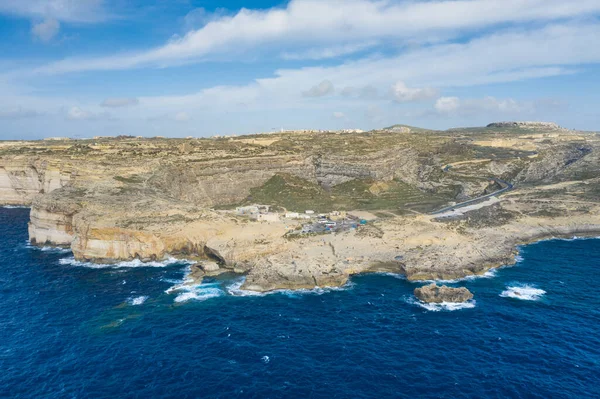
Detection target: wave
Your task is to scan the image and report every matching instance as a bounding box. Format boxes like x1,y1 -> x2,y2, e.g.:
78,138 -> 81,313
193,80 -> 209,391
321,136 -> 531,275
164,276 -> 355,304
406,296 -> 476,312
128,296 -> 148,306
225,277 -> 355,298
165,279 -> 224,303
171,284 -> 224,303
414,268 -> 497,284
1,205 -> 29,209
514,254 -> 524,263
500,284 -> 546,301
378,272 -> 406,280
59,256 -> 191,269
29,245 -> 72,254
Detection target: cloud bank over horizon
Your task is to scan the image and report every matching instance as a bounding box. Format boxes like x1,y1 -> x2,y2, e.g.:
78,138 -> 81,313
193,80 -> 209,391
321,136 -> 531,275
0,0 -> 599,139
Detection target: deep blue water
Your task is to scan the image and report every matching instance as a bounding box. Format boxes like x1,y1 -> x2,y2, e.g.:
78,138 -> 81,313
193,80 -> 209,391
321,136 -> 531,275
1,207 -> 599,399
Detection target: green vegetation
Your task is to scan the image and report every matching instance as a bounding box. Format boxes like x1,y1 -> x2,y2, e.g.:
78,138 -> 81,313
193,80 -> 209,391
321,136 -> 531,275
244,173 -> 449,213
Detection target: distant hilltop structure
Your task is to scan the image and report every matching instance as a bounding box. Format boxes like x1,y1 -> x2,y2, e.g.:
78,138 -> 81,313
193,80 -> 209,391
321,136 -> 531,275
43,137 -> 71,141
385,126 -> 411,133
260,128 -> 365,135
486,121 -> 564,130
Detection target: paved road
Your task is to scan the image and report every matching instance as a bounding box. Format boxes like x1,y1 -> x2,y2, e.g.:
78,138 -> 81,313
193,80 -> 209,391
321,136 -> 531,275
431,177 -> 514,215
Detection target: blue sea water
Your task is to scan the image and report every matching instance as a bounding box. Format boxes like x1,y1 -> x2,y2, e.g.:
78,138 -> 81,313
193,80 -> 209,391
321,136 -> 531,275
1,207 -> 599,399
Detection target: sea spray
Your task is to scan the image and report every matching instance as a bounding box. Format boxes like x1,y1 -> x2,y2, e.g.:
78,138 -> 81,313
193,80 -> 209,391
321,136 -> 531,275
500,284 -> 546,301
59,256 -> 192,269
405,296 -> 476,312
128,296 -> 149,306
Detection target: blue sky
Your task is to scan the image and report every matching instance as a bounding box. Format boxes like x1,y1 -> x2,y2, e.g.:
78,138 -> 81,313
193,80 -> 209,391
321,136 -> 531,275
1,0 -> 600,139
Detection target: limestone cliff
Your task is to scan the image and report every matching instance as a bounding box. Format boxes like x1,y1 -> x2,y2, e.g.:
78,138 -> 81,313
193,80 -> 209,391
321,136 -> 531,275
0,160 -> 71,205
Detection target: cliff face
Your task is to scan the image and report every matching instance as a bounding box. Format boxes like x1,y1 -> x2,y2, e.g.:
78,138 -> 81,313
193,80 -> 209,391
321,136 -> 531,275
147,155 -> 316,206
27,187 -> 82,246
0,160 -> 71,205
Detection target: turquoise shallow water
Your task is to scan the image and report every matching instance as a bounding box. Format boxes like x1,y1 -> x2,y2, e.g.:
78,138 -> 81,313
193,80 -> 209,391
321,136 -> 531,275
1,207 -> 599,398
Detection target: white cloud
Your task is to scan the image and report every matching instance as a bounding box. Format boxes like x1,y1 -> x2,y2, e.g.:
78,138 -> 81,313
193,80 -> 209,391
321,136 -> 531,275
303,80 -> 335,97
435,96 -> 531,115
101,97 -> 139,108
340,85 -> 379,99
435,97 -> 461,113
31,18 -> 60,42
0,0 -> 106,23
183,7 -> 230,32
22,0 -> 600,74
281,42 -> 376,61
391,81 -> 437,102
67,106 -> 92,120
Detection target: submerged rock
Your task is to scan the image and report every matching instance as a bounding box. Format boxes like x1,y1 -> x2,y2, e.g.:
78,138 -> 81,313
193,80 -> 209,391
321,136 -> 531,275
414,283 -> 473,303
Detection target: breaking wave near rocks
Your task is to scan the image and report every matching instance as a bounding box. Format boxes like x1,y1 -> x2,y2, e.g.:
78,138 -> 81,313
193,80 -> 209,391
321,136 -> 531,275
166,282 -> 224,303
59,256 -> 191,269
500,284 -> 546,301
406,296 -> 476,312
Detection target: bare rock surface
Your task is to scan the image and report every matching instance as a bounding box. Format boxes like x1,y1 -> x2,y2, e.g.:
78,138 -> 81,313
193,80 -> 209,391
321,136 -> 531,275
414,284 -> 474,303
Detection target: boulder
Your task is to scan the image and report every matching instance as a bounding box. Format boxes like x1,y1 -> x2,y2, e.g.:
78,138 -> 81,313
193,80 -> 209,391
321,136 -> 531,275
201,261 -> 221,273
414,283 -> 473,303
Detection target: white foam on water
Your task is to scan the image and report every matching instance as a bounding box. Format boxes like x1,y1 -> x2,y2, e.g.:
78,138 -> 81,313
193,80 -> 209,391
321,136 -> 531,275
514,254 -> 524,263
128,296 -> 148,306
59,256 -> 191,269
39,246 -> 72,253
406,296 -> 476,312
164,280 -> 216,295
500,284 -> 546,301
225,277 -> 355,297
415,268 -> 497,284
1,205 -> 29,209
378,272 -> 406,280
165,279 -> 224,303
173,285 -> 224,303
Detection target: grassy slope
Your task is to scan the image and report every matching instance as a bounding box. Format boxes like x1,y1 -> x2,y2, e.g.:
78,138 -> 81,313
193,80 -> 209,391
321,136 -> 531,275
245,173 -> 448,213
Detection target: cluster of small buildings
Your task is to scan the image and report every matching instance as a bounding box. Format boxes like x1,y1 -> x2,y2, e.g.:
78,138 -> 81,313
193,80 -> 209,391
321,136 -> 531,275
236,204 -> 365,235
236,205 -> 280,222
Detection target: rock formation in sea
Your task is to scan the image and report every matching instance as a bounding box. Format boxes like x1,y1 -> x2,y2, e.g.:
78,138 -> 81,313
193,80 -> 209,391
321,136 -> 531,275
414,284 -> 474,303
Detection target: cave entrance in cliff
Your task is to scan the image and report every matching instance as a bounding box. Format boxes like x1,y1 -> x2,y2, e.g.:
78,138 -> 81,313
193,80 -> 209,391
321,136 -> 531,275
203,245 -> 226,266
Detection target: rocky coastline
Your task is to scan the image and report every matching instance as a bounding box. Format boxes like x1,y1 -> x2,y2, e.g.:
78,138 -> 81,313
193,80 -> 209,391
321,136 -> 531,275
2,123 -> 600,292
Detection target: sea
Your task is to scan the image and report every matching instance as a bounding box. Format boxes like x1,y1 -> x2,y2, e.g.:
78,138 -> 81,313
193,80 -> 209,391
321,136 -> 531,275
1,206 -> 599,398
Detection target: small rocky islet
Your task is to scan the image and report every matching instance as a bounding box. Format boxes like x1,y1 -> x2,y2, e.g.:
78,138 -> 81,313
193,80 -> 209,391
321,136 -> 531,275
414,284 -> 474,303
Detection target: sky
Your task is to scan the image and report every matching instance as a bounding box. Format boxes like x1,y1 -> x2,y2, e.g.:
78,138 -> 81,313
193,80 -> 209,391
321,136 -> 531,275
0,0 -> 600,139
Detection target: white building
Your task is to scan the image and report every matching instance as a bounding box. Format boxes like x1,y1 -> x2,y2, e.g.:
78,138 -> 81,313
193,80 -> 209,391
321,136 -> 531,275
257,213 -> 280,222
236,206 -> 259,216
